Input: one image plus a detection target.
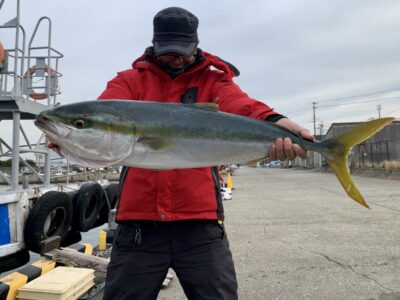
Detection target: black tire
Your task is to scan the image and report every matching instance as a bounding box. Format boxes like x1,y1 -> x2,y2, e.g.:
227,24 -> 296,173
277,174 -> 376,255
0,249 -> 30,274
60,230 -> 82,247
107,183 -> 120,209
24,191 -> 73,253
94,183 -> 119,227
73,182 -> 104,232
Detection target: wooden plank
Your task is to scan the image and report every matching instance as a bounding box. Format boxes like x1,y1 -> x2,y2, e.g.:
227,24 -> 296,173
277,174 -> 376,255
17,267 -> 94,300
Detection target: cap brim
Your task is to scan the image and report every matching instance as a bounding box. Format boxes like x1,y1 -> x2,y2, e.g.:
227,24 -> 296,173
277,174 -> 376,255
153,40 -> 198,56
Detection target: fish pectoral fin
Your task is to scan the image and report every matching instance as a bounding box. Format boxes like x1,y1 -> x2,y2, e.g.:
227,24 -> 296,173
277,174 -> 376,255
137,137 -> 173,150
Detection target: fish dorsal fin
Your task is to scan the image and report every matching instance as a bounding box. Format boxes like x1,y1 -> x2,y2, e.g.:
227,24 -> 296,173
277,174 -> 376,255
190,103 -> 219,112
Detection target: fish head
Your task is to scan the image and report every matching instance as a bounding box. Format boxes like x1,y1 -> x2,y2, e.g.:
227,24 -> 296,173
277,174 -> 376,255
34,102 -> 136,167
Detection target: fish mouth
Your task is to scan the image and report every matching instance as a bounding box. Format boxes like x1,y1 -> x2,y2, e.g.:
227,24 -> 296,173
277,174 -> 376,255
34,114 -> 72,138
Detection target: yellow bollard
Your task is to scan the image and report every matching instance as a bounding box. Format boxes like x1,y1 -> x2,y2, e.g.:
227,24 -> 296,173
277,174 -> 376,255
98,230 -> 107,251
226,172 -> 233,189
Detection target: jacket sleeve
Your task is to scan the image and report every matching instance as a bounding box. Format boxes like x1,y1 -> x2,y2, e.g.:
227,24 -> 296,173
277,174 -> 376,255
97,72 -> 136,100
210,76 -> 281,121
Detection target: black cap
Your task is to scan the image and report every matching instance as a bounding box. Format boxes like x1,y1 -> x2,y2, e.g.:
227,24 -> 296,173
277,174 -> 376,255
152,7 -> 199,56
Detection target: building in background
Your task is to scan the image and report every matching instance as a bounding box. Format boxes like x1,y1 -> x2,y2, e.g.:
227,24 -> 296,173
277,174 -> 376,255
292,120 -> 400,169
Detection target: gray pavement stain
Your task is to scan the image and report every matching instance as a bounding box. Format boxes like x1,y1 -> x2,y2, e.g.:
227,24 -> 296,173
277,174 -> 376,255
369,292 -> 400,300
380,292 -> 400,300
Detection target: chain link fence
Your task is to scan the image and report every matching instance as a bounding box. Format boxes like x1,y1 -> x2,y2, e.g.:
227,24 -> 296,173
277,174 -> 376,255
353,139 -> 400,168
290,139 -> 400,170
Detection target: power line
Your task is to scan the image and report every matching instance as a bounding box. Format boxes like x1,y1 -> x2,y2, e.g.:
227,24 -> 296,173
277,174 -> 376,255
285,95 -> 400,120
317,87 -> 400,103
318,97 -> 400,108
384,107 -> 400,115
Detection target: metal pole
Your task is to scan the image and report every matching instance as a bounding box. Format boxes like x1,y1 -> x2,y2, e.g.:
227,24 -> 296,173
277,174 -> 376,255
377,104 -> 381,119
0,170 -> 11,185
44,137 -> 51,186
11,111 -> 21,190
47,18 -> 52,106
20,124 -> 32,149
318,122 -> 324,136
386,140 -> 390,161
361,145 -> 365,167
66,160 -> 69,184
0,137 -> 43,182
312,102 -> 317,136
13,0 -> 20,91
370,143 -> 374,168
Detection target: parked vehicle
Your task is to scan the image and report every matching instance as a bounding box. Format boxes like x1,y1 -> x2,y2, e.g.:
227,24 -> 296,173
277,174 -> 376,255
220,186 -> 233,200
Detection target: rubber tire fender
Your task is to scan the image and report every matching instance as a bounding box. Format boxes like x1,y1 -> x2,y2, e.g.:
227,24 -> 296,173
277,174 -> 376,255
60,191 -> 82,247
95,182 -> 120,227
107,182 -> 120,209
73,182 -> 104,232
0,249 -> 30,274
24,191 -> 73,253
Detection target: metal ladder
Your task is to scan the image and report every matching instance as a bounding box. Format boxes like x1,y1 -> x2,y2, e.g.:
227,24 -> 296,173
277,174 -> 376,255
0,0 -> 63,190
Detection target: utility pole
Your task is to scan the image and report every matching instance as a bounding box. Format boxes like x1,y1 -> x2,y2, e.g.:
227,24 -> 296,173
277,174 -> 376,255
377,104 -> 381,118
318,122 -> 324,136
312,102 -> 317,136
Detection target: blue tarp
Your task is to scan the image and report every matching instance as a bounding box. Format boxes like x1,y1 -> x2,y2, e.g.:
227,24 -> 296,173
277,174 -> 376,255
0,204 -> 11,245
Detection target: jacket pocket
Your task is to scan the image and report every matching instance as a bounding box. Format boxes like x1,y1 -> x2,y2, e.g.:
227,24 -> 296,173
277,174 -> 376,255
205,221 -> 225,240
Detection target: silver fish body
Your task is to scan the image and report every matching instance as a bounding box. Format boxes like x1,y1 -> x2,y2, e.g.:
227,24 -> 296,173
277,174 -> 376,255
35,100 -> 305,169
35,100 -> 395,207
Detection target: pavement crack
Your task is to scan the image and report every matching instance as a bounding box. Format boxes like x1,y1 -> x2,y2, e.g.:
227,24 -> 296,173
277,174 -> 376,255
307,249 -> 394,293
277,239 -> 394,293
369,202 -> 400,212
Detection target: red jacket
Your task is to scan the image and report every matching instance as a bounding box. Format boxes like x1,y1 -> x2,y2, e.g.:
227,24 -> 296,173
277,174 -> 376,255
98,49 -> 279,222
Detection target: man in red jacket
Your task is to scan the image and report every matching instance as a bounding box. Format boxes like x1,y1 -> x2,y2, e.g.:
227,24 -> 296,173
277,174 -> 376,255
100,7 -> 313,300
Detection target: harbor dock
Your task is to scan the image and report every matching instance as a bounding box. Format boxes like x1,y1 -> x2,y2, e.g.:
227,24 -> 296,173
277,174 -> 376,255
159,166 -> 400,300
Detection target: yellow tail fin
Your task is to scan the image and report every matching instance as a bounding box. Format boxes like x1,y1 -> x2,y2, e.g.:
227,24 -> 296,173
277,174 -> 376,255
322,117 -> 395,208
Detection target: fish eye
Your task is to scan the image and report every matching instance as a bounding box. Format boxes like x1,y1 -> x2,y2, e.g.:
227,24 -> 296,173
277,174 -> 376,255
73,119 -> 86,129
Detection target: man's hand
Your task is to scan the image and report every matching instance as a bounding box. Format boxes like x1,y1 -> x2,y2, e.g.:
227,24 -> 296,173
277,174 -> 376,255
268,118 -> 314,161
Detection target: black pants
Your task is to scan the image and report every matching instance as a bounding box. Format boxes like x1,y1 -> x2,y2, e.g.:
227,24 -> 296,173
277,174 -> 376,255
103,220 -> 238,300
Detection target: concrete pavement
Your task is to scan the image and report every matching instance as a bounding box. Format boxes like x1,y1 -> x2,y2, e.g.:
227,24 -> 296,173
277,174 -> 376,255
158,167 -> 400,300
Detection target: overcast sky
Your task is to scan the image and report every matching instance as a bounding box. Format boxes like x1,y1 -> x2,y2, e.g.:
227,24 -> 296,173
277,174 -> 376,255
1,0 -> 400,146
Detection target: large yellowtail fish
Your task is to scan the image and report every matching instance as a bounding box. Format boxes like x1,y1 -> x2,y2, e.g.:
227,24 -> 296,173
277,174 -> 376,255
34,100 -> 395,208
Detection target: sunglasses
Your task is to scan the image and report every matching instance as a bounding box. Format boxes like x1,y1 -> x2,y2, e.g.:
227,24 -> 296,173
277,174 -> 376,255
158,53 -> 195,63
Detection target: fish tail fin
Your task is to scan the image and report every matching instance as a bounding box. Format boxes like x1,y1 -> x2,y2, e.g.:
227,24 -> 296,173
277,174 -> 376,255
320,117 -> 395,208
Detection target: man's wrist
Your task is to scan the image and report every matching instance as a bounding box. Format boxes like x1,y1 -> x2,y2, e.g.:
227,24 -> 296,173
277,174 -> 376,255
265,114 -> 286,123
